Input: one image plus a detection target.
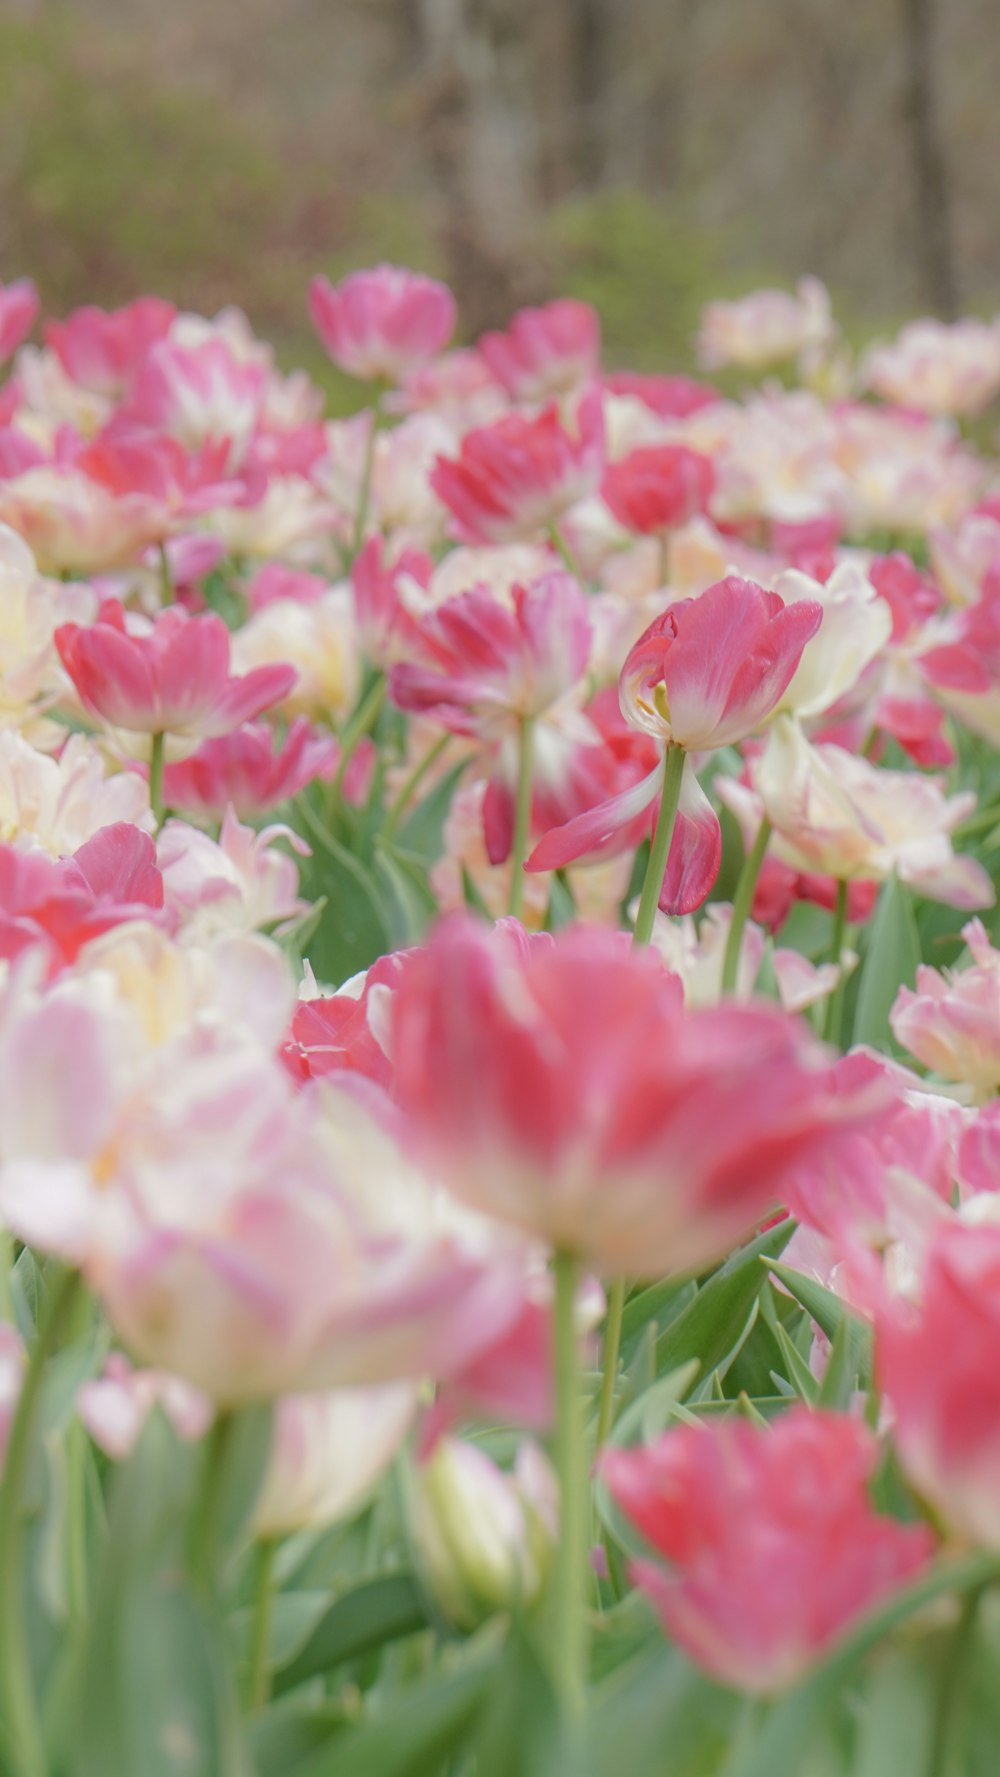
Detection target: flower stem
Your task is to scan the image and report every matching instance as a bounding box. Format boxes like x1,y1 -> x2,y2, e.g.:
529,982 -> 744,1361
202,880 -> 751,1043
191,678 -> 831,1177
822,879 -> 850,1046
330,674 -> 386,812
187,1411 -> 236,1600
548,524 -> 580,578
508,716 -> 535,922
0,1229 -> 13,1324
157,541 -> 173,607
382,732 -> 452,842
551,1250 -> 587,1715
0,1267 -> 82,1777
351,397 -> 382,559
721,816 -> 772,995
926,1583 -> 987,1777
247,1538 -> 277,1712
149,730 -> 166,833
596,1276 -> 625,1448
632,744 -> 686,948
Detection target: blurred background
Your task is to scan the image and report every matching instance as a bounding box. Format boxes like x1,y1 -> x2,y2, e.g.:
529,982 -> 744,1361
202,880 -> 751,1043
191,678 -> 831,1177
0,0 -> 992,402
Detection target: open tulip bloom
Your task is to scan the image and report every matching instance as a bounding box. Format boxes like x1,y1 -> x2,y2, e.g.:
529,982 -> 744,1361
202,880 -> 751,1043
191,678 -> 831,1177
1,269 -> 1000,1777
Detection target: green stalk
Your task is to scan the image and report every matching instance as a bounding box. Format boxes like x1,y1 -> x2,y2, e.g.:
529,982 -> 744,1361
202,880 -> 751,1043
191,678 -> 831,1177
548,524 -> 580,578
822,879 -> 850,1047
329,674 -> 386,813
551,1251 -> 587,1715
157,541 -> 173,607
926,1583 -> 988,1777
0,1229 -> 13,1325
721,817 -> 772,995
247,1538 -> 278,1712
0,1268 -> 82,1777
351,395 -> 382,558
148,730 -> 166,833
595,1277 -> 625,1449
187,1412 -> 236,1600
382,732 -> 452,842
508,716 -> 535,922
632,745 -> 686,948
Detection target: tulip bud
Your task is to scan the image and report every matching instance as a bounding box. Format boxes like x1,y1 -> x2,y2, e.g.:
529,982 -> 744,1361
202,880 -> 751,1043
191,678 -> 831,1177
409,1437 -> 556,1629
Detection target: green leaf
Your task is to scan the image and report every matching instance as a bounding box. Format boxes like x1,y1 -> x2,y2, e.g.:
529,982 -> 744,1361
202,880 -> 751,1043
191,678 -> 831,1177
271,1573 -> 428,1698
771,1321 -> 820,1404
853,1646 -> 935,1777
374,844 -> 438,948
294,820 -> 391,985
655,1221 -> 796,1381
295,1657 -> 493,1777
851,874 -> 921,1051
584,1644 -> 737,1777
768,1259 -> 872,1387
620,1276 -> 697,1362
215,1405 -> 275,1565
816,1313 -> 867,1410
471,1625 -> 561,1777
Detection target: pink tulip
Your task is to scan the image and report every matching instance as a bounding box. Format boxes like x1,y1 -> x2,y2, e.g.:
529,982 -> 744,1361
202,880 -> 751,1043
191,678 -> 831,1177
255,1383 -> 418,1537
890,920 -> 1000,1100
78,1353 -> 212,1461
44,297 -> 176,398
283,950 -> 413,1092
120,338 -> 267,470
393,917 -> 879,1275
430,390 -> 605,545
602,371 -> 719,419
55,599 -> 296,738
863,318 -> 1000,419
0,279 -> 39,365
0,463 -> 170,575
0,824 -> 162,969
601,444 -> 715,535
162,719 -> 337,819
350,534 -> 431,663
309,265 -> 456,383
478,299 -> 600,403
78,429 -> 248,523
877,1218 -> 1000,1546
697,278 -> 834,372
602,1409 -> 932,1694
389,572 -> 592,737
920,579 -> 1000,749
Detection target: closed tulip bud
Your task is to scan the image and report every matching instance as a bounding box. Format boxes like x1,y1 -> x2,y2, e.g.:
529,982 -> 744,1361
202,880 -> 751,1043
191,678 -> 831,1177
409,1437 -> 556,1629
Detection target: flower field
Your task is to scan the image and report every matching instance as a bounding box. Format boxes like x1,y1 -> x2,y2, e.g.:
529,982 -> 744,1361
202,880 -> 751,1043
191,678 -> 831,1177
1,268 -> 1000,1774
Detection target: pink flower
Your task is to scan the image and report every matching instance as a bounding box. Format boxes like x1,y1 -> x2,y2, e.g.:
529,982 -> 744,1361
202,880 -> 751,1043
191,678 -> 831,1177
697,278 -> 834,372
602,371 -> 719,419
620,578 -> 823,750
0,463 -> 169,575
120,338 -> 267,469
863,318 -> 1000,418
389,571 -> 592,736
601,444 -> 715,535
393,917 -> 878,1275
55,600 -> 296,738
890,920 -> 1000,1100
602,1409 -> 932,1693
350,535 -> 430,663
283,951 -> 413,1092
162,719 -> 337,819
78,1352 -> 212,1460
878,1218 -> 1000,1546
430,390 -> 605,545
0,823 -> 162,969
309,265 -> 456,383
920,578 -> 1000,749
478,299 -> 600,402
254,1383 -> 417,1536
0,280 -> 39,365
44,297 -> 176,399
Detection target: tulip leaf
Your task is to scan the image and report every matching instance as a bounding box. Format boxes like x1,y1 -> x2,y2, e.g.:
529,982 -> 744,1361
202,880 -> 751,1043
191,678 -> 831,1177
654,1220 -> 796,1381
583,1643 -> 737,1777
851,873 -> 921,1051
270,1572 -> 429,1698
294,1657 -> 493,1777
294,822 -> 392,985
767,1259 -> 872,1386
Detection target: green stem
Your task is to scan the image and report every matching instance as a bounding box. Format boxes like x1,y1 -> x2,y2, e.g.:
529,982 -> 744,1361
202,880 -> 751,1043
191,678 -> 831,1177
822,879 -> 850,1047
351,396 -> 382,558
551,1251 -> 587,1715
596,1277 -> 625,1448
632,745 -> 686,948
247,1538 -> 277,1712
926,1583 -> 987,1777
0,1229 -> 13,1325
0,1267 -> 82,1777
187,1412 -> 236,1600
330,675 -> 386,812
721,817 -> 772,995
508,716 -> 535,922
548,524 -> 580,578
157,541 -> 173,607
382,732 -> 452,842
148,730 -> 166,833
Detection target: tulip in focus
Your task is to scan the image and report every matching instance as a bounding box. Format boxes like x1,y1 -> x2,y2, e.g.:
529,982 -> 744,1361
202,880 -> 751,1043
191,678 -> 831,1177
602,1409 -> 933,1694
409,1436 -> 557,1630
309,265 -> 457,383
393,917 -> 881,1275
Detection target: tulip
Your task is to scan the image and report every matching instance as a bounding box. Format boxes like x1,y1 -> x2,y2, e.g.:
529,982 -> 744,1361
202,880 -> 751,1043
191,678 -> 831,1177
602,1409 -> 933,1694
878,1218 -> 1000,1546
393,917 -> 881,1277
601,444 -> 715,536
697,278 -> 835,372
430,390 -> 605,546
0,280 -> 39,365
309,265 -> 456,384
254,1382 -> 418,1538
409,1436 -> 556,1629
478,299 -> 600,403
44,297 -> 176,399
862,318 -> 1000,418
55,600 -> 296,740
161,719 -> 337,820
890,920 -> 1000,1100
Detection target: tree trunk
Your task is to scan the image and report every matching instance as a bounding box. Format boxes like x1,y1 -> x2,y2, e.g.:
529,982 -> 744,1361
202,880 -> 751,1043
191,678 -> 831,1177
899,0 -> 957,317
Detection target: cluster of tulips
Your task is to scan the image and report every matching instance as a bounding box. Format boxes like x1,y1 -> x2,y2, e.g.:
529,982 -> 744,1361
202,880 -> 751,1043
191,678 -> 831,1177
2,264 -> 1000,1775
